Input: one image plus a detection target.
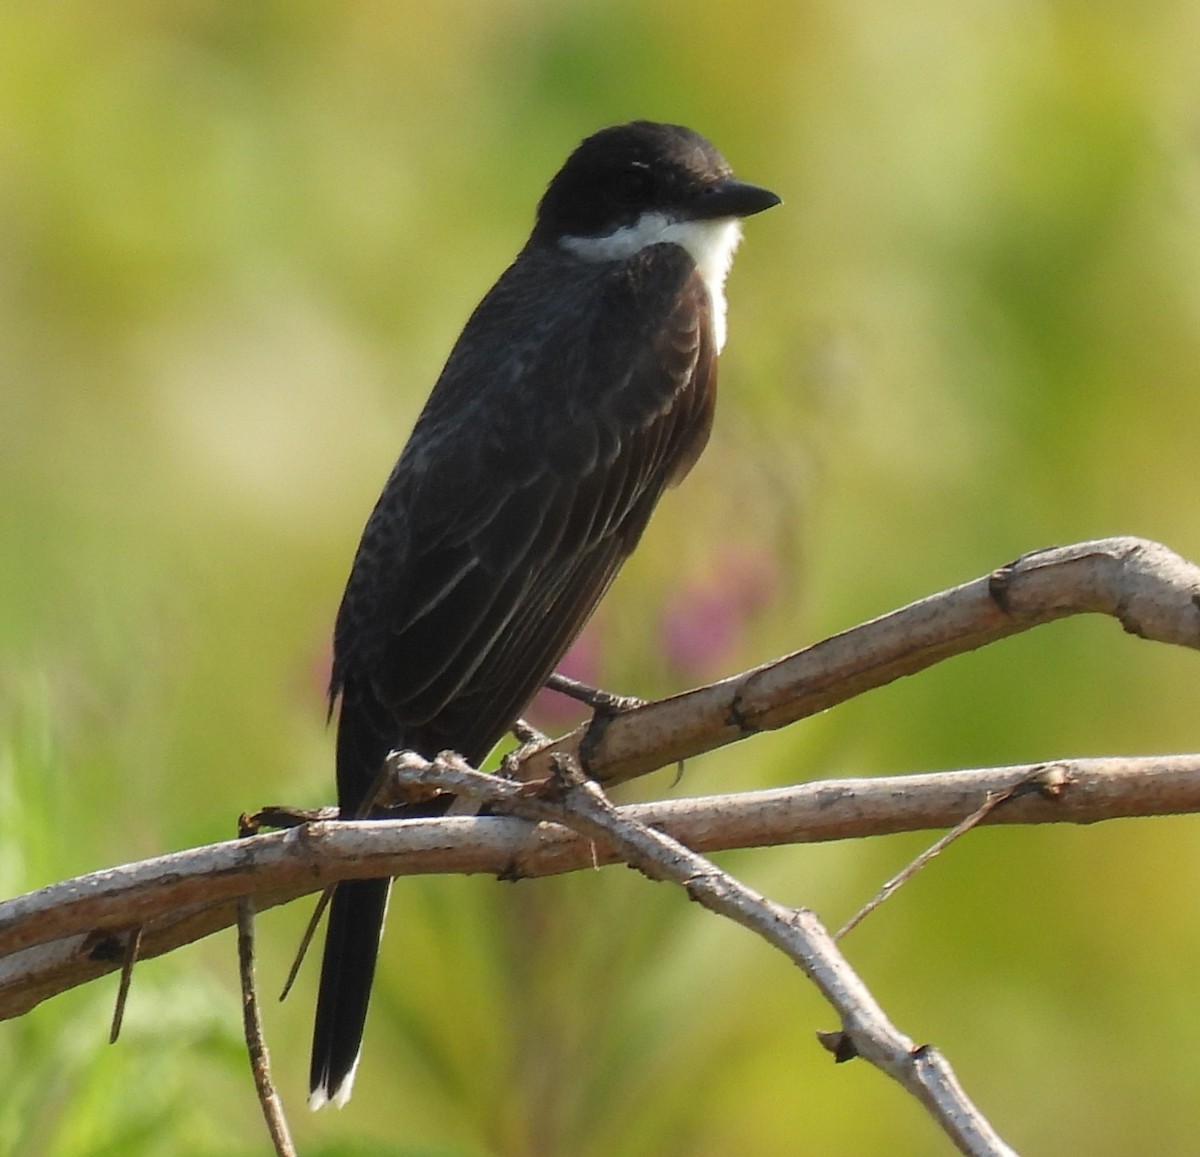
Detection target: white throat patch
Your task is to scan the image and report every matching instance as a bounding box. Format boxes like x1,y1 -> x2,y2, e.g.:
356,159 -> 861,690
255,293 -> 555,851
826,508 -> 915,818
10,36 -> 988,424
560,213 -> 744,351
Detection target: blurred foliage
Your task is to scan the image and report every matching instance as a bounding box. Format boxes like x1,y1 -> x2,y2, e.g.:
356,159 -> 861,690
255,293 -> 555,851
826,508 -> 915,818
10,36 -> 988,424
3,1 -> 1200,1153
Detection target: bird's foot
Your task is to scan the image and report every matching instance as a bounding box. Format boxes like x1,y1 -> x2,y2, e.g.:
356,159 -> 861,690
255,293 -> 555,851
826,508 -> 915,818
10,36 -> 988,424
545,672 -> 646,773
544,672 -> 645,715
501,717 -> 554,778
239,805 -> 334,836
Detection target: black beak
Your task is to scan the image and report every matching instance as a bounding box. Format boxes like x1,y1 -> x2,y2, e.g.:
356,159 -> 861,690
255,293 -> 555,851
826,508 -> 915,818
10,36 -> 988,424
693,177 -> 782,221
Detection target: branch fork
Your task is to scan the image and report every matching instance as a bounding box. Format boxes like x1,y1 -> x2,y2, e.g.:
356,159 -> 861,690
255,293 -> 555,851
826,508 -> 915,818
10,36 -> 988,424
5,536 -> 1200,1155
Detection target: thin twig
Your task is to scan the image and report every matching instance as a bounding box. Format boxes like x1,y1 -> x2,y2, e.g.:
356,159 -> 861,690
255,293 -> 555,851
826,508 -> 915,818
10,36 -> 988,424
277,749 -> 406,1003
237,896 -> 296,1157
107,925 -> 142,1043
278,890 -> 329,1003
834,767 -> 1063,940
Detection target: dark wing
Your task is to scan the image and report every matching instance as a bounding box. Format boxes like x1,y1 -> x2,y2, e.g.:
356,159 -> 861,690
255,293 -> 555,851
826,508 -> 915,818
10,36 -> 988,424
333,242 -> 716,769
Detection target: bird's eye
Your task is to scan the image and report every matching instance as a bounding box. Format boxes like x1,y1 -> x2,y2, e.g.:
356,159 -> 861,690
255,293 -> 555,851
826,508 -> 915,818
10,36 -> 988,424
609,164 -> 654,206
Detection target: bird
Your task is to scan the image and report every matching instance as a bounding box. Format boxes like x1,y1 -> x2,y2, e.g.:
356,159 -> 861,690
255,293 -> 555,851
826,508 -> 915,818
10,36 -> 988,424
309,119 -> 780,1108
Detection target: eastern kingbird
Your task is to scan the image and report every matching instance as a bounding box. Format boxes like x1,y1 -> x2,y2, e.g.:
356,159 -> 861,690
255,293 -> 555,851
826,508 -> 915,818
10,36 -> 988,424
310,120 -> 779,1108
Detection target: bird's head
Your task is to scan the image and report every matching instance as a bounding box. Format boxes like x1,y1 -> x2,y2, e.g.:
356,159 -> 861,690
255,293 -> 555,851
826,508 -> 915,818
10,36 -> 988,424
532,120 -> 780,258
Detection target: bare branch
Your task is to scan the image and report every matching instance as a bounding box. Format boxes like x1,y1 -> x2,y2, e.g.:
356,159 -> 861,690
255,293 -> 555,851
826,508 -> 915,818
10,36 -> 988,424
520,536 -> 1200,786
3,752 -> 1200,1019
1,536 -> 1198,1027
4,535 -> 1199,1148
389,750 -> 1018,1155
237,897 -> 297,1157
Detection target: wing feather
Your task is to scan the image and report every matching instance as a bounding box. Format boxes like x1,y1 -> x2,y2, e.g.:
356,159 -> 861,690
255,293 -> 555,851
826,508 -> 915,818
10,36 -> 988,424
334,242 -> 718,776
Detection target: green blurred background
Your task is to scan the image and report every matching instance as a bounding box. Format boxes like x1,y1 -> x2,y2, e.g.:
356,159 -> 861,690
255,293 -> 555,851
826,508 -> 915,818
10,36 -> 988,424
3,2 -> 1200,1153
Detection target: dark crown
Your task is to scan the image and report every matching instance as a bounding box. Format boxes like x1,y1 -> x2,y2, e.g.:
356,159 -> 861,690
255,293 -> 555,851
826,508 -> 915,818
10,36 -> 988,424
533,121 -> 738,242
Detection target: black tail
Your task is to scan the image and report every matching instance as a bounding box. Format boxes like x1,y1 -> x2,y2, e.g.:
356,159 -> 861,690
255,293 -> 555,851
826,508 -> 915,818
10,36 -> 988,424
308,876 -> 391,1108
310,676 -> 399,1108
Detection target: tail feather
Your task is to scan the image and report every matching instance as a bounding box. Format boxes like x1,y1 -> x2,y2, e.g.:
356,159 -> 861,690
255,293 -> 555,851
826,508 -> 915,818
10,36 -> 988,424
309,877 -> 391,1109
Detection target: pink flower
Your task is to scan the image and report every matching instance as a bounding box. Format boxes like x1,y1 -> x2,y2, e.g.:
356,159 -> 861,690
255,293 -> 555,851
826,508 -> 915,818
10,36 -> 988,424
660,547 -> 779,679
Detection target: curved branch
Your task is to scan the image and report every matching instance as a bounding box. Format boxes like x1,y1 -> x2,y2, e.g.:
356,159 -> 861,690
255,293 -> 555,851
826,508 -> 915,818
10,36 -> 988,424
2,536 -> 1198,1021
3,752 -> 1200,1020
524,536 -> 1200,785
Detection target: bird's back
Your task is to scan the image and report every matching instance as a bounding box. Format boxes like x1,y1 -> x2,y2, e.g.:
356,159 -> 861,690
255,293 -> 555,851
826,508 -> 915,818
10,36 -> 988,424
331,240 -> 716,803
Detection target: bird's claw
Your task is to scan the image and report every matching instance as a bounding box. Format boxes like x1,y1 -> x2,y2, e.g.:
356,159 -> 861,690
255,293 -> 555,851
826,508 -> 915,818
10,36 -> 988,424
501,717 -> 553,778
545,672 -> 644,716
